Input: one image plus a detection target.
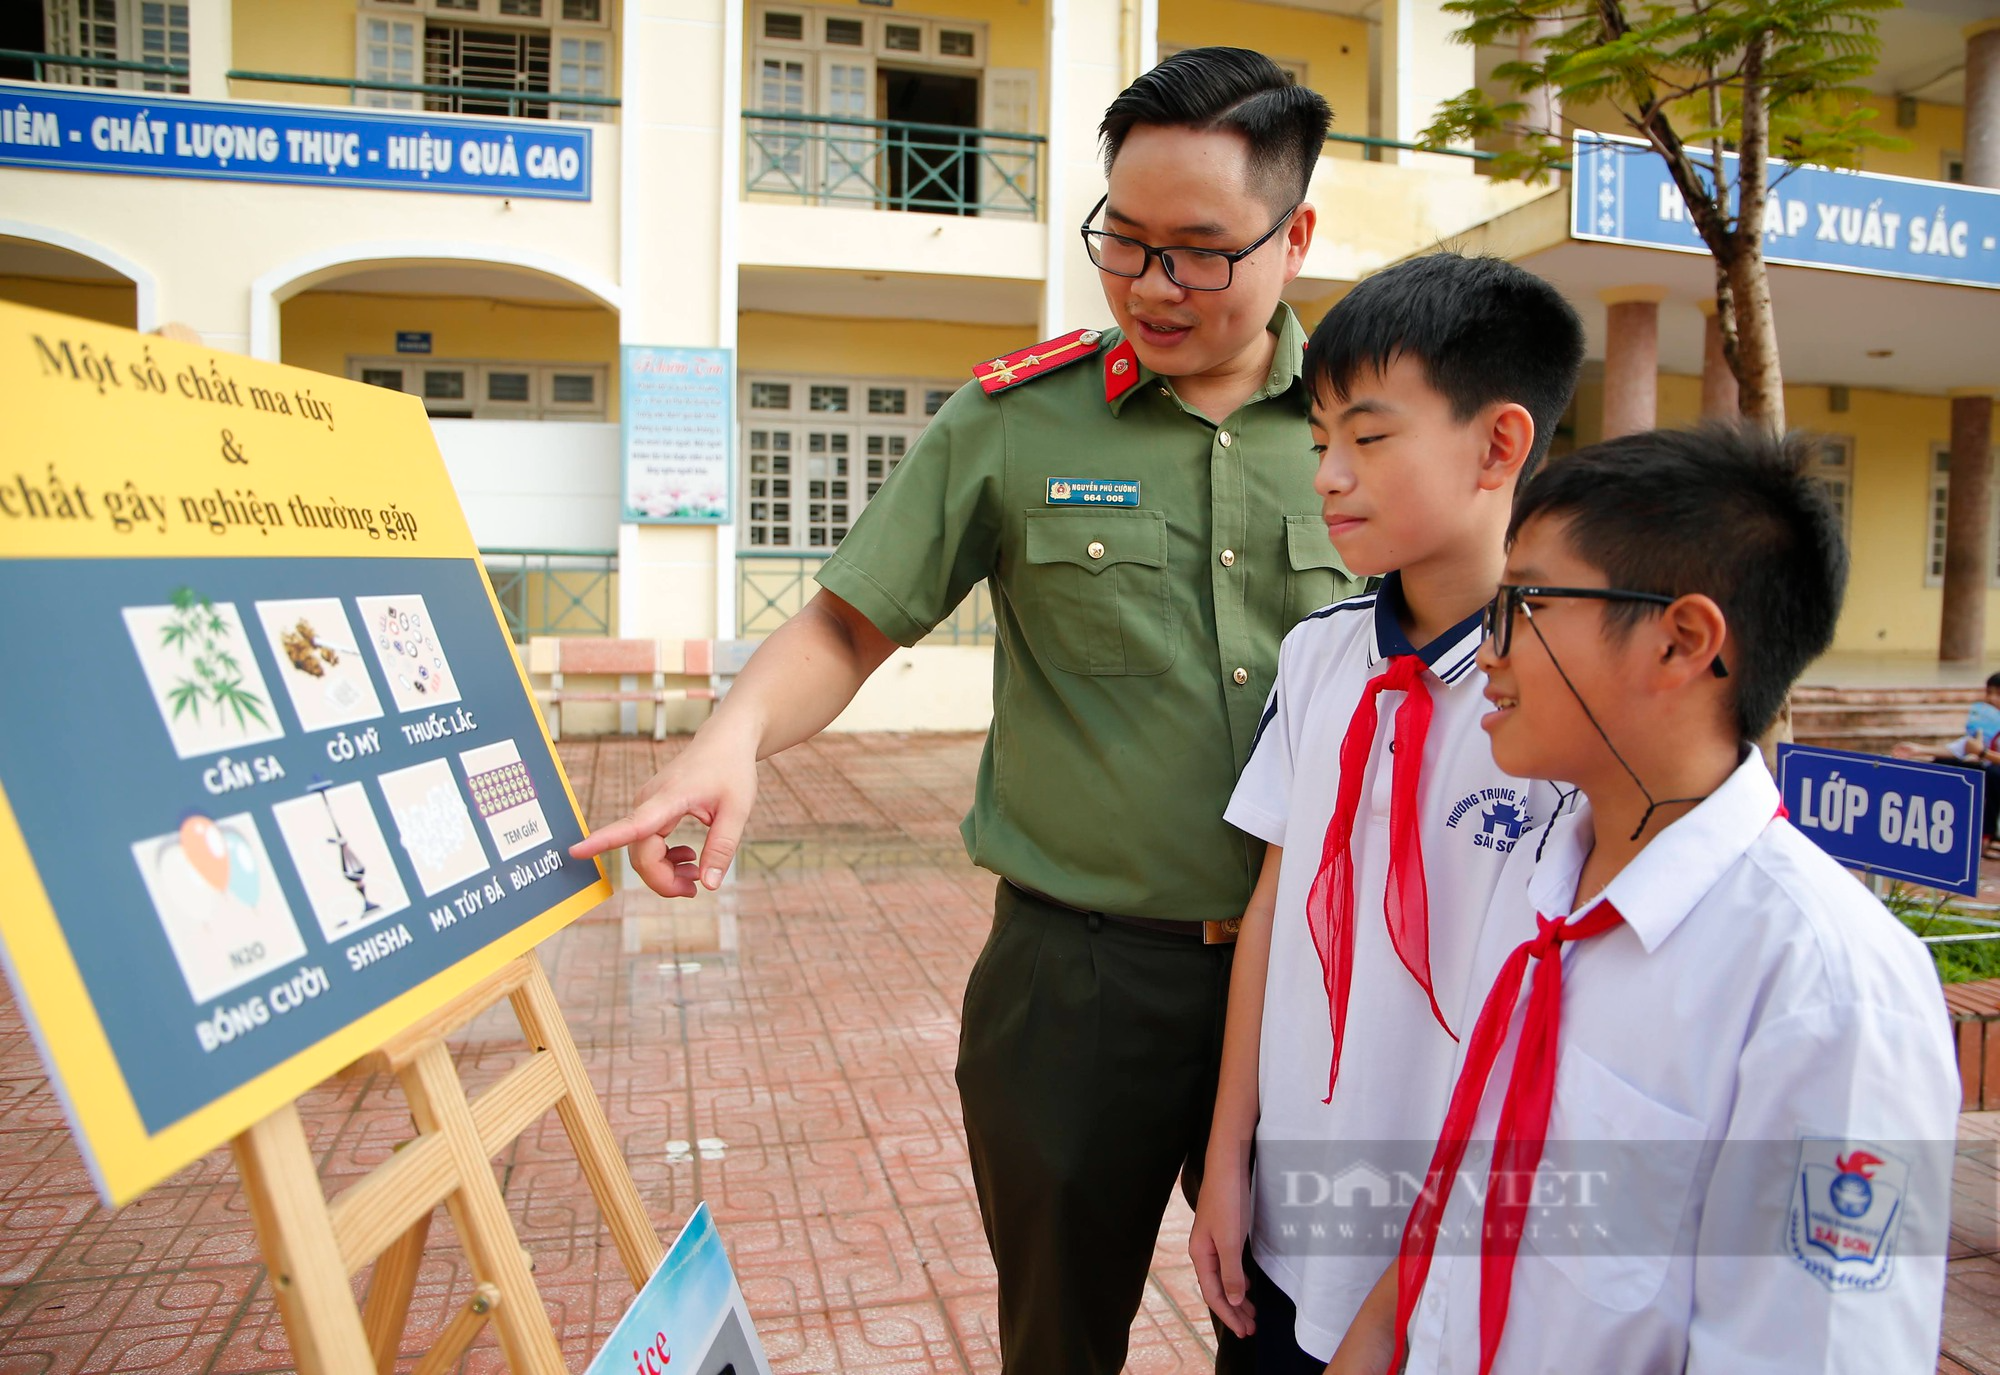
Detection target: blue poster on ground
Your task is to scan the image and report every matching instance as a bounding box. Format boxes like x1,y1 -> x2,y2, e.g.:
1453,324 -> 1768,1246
586,1204 -> 774,1375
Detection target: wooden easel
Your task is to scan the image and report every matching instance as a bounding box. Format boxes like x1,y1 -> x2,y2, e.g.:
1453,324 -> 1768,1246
230,952 -> 665,1375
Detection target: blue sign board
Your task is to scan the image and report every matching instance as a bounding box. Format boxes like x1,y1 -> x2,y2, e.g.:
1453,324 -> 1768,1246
1572,131 -> 2000,291
1775,744 -> 1984,895
0,83 -> 591,200
620,345 -> 733,524
396,331 -> 432,354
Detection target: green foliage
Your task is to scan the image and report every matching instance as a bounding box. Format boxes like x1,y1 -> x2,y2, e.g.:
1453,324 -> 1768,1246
1884,884 -> 2000,985
158,586 -> 269,731
1422,0 -> 1903,222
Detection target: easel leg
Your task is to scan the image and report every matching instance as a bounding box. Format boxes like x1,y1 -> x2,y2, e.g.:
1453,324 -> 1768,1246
362,1210 -> 432,1374
512,954 -> 666,1287
401,1041 -> 567,1375
233,1105 -> 377,1375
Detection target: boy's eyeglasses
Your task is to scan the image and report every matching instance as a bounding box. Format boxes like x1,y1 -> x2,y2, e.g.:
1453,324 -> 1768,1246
1079,194 -> 1300,292
1484,584 -> 1729,678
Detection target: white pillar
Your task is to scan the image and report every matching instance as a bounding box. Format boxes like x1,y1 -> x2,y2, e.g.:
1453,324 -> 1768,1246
616,0 -> 730,658
186,0 -> 231,101
1044,0 -> 1123,335
1379,0 -> 1474,172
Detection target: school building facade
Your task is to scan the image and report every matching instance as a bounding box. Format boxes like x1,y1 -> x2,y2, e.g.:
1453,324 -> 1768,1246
0,0 -> 1993,730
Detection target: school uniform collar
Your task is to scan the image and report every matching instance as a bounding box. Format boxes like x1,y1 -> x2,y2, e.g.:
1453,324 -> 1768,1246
1367,572 -> 1485,687
1104,302 -> 1306,418
1528,749 -> 1779,954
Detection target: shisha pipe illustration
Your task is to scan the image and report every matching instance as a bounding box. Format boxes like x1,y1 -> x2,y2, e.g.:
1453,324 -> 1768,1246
308,779 -> 380,917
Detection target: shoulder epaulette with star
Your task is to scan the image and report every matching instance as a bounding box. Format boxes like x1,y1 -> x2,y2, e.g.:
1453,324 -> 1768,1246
973,328 -> 1107,395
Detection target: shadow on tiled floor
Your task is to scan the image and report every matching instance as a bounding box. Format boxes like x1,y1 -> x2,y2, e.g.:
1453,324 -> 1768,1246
2,733 -> 1995,1373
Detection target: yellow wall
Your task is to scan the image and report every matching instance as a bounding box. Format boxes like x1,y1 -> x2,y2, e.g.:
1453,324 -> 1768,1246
737,309 -> 1024,378
1570,372 -> 1967,655
280,289 -> 620,402
1559,92 -> 1965,188
763,0 -> 1050,101
0,275 -> 136,327
1855,95 -> 1965,184
231,0 -> 369,106
232,0 -> 624,108
1160,0 -> 1370,153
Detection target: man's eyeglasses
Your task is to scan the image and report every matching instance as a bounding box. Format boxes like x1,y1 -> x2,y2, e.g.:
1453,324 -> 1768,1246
1483,584 -> 1728,678
1079,194 -> 1299,292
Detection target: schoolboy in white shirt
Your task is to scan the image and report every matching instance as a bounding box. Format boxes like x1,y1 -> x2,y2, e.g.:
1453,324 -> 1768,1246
1190,253 -> 1585,1366
1329,424 -> 1960,1375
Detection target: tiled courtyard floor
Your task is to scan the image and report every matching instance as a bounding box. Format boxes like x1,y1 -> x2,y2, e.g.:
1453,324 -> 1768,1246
1,732 -> 1998,1373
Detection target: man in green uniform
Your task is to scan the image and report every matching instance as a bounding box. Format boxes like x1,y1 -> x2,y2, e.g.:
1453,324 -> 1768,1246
575,47 -> 1359,1372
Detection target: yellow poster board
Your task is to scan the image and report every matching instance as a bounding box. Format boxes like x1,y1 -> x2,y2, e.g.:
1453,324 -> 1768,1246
0,301 -> 610,1205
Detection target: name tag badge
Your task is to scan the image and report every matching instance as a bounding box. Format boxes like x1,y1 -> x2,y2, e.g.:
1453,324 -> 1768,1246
1046,478 -> 1140,507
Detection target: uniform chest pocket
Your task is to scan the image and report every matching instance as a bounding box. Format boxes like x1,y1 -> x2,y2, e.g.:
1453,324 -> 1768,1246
1019,508 -> 1177,676
1284,514 -> 1359,624
1524,1045 -> 1708,1314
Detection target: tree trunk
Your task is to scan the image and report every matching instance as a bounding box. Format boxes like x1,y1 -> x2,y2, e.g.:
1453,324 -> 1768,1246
1727,32 -> 1786,434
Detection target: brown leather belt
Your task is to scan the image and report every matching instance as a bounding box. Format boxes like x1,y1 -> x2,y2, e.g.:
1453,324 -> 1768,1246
1005,879 -> 1239,945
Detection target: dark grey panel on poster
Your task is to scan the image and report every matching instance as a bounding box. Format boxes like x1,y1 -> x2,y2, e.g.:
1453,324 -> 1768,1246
0,557 -> 600,1132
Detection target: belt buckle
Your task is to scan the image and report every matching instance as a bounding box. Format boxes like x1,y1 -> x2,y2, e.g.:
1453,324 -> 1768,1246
1202,917 -> 1241,946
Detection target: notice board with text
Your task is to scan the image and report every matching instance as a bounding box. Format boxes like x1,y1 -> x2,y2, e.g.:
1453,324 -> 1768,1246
0,301 -> 610,1204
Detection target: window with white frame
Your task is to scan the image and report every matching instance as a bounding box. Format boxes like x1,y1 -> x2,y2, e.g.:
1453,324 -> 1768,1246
753,4 -> 986,76
739,373 -> 954,550
1813,435 -> 1853,539
356,0 -> 611,119
42,0 -> 189,91
1924,442 -> 2000,587
1156,42 -> 1306,87
351,357 -> 608,420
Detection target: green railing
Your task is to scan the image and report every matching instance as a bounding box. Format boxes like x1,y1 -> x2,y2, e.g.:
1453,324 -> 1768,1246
227,70 -> 620,118
482,548 -> 617,641
743,110 -> 1043,218
0,53 -> 618,117
738,551 -> 994,645
1325,129 -> 1572,173
0,48 -> 187,88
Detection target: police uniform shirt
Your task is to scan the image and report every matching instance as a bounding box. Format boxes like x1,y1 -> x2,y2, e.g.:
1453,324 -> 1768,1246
1403,751 -> 1959,1375
818,307 -> 1359,921
1223,573 -> 1562,1359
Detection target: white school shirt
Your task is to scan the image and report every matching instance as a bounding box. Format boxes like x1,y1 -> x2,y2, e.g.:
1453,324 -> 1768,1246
1225,574 -> 1561,1360
1404,752 -> 1959,1375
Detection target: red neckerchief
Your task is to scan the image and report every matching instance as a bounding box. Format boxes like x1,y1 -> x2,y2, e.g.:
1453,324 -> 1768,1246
1304,653 -> 1452,1104
1389,901 -> 1625,1374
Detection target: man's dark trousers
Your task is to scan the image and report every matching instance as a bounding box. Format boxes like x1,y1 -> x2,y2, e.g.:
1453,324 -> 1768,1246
956,880 -> 1256,1373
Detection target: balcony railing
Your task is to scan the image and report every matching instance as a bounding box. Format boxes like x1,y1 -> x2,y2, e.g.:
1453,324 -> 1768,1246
0,48 -> 187,90
228,70 -> 619,119
738,551 -> 994,645
482,548 -> 617,641
743,110 -> 1042,218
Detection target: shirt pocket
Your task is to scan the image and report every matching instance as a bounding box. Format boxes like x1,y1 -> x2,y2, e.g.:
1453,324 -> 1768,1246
1019,507 -> 1177,676
1283,514 -> 1355,623
1523,1044 -> 1707,1314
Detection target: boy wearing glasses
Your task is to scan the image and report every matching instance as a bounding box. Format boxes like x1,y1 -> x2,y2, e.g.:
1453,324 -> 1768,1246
579,46 -> 1362,1374
1191,252 -> 1584,1366
1328,425 -> 1959,1374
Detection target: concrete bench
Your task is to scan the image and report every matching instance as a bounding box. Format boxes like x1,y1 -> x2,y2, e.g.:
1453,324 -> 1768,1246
525,636 -> 759,740
1947,976 -> 2000,1110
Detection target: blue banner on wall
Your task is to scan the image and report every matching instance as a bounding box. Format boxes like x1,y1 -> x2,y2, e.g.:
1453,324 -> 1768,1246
0,83 -> 591,200
1775,744 -> 1984,895
1572,131 -> 1999,291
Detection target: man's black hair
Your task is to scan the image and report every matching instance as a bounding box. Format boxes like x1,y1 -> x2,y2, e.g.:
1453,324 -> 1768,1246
1304,252 -> 1585,481
1099,47 -> 1331,208
1985,671 -> 2000,694
1508,422 -> 1850,743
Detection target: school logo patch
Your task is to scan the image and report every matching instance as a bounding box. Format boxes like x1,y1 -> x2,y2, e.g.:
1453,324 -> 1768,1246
1444,786 -> 1533,855
1787,1138 -> 1907,1291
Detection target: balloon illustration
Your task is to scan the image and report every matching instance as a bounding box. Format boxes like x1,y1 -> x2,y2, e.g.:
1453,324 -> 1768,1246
179,815 -> 229,892
224,828 -> 261,908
